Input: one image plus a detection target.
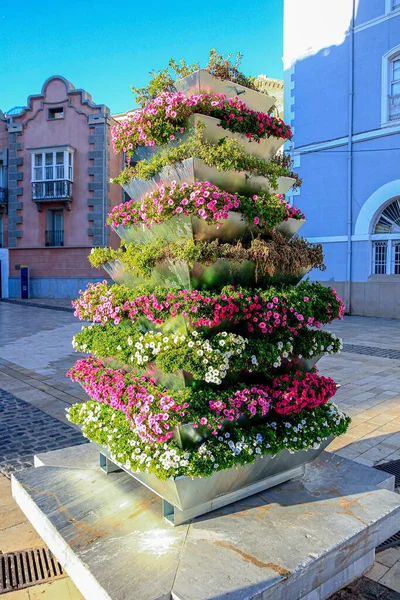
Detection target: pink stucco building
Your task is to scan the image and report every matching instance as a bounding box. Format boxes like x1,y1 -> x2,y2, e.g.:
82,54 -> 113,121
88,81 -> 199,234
0,76 -> 122,298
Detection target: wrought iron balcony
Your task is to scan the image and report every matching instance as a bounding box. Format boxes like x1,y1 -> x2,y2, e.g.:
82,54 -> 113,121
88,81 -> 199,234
45,230 -> 64,247
0,187 -> 7,205
389,94 -> 400,122
32,180 -> 72,211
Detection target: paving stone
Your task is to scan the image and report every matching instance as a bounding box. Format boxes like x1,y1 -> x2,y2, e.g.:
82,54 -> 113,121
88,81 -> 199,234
377,548 -> 400,569
0,388 -> 87,476
380,563 -> 400,594
366,562 -> 391,582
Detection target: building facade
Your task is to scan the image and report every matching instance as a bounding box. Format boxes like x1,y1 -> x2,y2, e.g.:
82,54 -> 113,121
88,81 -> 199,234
284,0 -> 400,318
0,76 -> 122,299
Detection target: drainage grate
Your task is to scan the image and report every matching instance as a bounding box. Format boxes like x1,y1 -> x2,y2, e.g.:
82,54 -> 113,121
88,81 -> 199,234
377,531 -> 400,553
375,459 -> 400,487
375,460 -> 400,553
342,344 -> 400,360
0,547 -> 65,594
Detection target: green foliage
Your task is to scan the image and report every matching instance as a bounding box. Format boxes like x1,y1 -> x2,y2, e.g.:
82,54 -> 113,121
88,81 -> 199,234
89,233 -> 325,279
112,127 -> 301,190
130,49 -> 259,108
68,400 -> 351,480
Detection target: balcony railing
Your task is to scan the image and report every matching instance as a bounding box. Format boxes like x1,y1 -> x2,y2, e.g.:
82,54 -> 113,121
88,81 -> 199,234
32,180 -> 72,201
0,187 -> 7,204
45,230 -> 64,247
389,94 -> 400,121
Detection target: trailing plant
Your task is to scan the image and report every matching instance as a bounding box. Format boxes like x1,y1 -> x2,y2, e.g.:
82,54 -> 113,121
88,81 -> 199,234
112,128 -> 301,191
67,398 -> 350,479
270,153 -> 303,190
107,181 -> 305,231
73,280 -> 346,332
111,92 -> 292,156
89,232 -> 325,280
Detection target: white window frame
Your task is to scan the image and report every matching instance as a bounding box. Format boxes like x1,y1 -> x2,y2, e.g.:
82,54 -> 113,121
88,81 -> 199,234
29,146 -> 75,183
372,238 -> 400,274
385,0 -> 400,13
371,199 -> 400,274
381,46 -> 400,126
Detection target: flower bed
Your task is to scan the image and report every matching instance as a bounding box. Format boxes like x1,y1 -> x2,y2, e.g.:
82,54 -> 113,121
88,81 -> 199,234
111,92 -> 292,156
107,181 -> 304,231
67,397 -> 349,479
72,323 -> 341,385
72,280 -> 345,332
67,356 -> 340,444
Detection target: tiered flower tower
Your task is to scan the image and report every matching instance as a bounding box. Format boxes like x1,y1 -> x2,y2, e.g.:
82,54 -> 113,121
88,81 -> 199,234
67,67 -> 350,525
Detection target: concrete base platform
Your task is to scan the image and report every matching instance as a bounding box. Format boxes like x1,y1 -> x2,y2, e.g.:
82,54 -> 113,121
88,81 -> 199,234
11,444 -> 400,600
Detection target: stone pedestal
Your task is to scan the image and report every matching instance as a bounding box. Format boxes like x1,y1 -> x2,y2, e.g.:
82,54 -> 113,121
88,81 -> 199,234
11,444 -> 400,600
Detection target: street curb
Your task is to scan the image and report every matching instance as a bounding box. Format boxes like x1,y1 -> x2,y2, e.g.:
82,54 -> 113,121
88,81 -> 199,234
0,299 -> 74,313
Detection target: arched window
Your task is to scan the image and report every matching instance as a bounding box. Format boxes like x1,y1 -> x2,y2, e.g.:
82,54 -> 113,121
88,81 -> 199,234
372,198 -> 400,274
382,46 -> 400,124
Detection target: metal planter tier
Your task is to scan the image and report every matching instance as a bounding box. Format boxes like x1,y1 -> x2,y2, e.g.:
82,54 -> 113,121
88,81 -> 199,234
114,211 -> 256,245
281,354 -> 323,372
189,114 -> 286,161
122,158 -> 296,201
114,213 -> 305,246
174,68 -> 276,114
275,218 -> 305,238
102,258 -> 311,291
98,436 -> 333,526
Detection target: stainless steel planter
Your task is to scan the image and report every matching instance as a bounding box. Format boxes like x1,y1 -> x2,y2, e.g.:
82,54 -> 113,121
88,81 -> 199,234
275,218 -> 306,238
98,436 -> 334,525
102,258 -> 312,291
114,211 -> 256,245
122,158 -> 295,200
113,213 -> 304,246
281,354 -> 323,372
190,114 -> 285,161
173,69 -> 275,114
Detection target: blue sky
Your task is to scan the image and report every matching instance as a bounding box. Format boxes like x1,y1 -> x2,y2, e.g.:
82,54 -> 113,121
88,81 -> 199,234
0,0 -> 283,115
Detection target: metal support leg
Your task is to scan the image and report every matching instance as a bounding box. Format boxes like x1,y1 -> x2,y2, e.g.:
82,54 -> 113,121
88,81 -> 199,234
162,500 -> 176,525
99,453 -> 123,474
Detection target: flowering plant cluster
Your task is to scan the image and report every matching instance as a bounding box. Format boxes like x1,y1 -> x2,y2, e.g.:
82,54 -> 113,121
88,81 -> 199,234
72,325 -> 296,383
111,92 -> 292,157
107,180 -> 305,232
72,281 -> 345,334
67,357 -> 340,445
289,329 -> 342,360
67,399 -> 350,479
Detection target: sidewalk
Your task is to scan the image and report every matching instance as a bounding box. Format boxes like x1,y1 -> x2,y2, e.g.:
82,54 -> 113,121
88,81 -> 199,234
0,298 -> 74,312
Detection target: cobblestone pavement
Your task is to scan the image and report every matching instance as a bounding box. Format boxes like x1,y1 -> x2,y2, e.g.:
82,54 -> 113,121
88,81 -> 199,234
0,304 -> 399,596
0,388 -> 87,476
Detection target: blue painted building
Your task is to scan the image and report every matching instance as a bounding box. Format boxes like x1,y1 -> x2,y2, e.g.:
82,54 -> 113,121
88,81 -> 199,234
284,0 -> 400,318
